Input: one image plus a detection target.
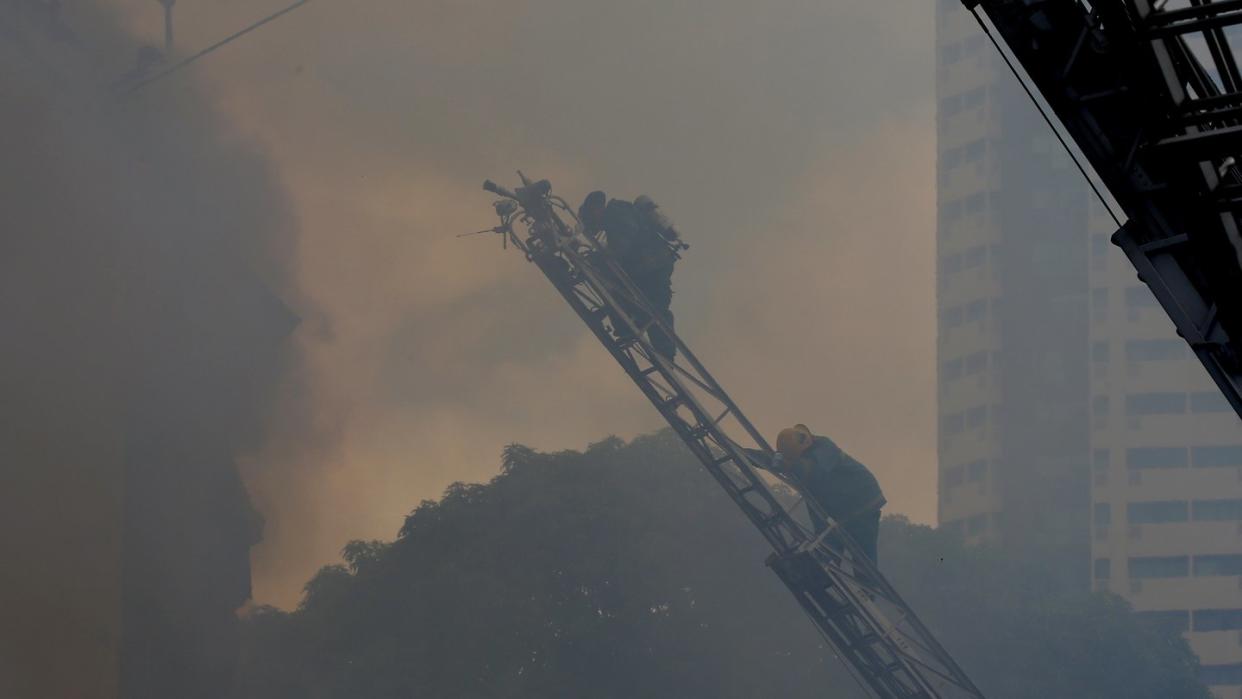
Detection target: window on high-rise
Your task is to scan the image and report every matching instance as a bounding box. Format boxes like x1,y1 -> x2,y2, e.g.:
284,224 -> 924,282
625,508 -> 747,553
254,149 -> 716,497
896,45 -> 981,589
1092,341 -> 1109,363
940,199 -> 964,223
1093,558 -> 1111,580
965,299 -> 987,324
940,148 -> 962,171
966,405 -> 987,429
1124,285 -> 1158,307
1091,233 -> 1109,256
963,351 -> 988,376
1193,609 -> 1242,631
942,358 -> 963,381
942,412 -> 964,436
939,141 -> 981,172
1194,555 -> 1242,577
1126,286 -> 1158,321
1126,447 -> 1188,469
962,245 -> 986,269
1125,339 -> 1187,362
1192,445 -> 1242,468
1136,610 -> 1189,633
1093,448 -> 1110,485
1129,556 -> 1189,579
964,192 -> 986,215
1125,392 -> 1187,416
1090,234 -> 1109,272
1091,288 -> 1108,322
939,94 -> 962,118
938,43 -> 962,66
1192,499 -> 1242,521
1093,503 -> 1111,527
962,139 -> 985,166
1029,133 -> 1055,156
1198,663 -> 1242,686
1127,501 -> 1188,524
1092,395 -> 1110,418
943,466 -> 965,488
1190,391 -> 1232,413
961,86 -> 986,111
941,306 -> 963,330
967,459 -> 987,483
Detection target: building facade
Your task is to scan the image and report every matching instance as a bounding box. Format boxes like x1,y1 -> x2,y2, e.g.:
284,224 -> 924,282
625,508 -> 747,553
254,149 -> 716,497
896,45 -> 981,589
937,1 -> 1242,694
934,0 -> 1089,577
1088,197 -> 1242,691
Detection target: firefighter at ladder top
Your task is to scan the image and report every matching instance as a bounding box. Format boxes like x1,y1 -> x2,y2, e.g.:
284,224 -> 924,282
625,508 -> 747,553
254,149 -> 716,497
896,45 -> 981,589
751,425 -> 886,564
578,191 -> 686,359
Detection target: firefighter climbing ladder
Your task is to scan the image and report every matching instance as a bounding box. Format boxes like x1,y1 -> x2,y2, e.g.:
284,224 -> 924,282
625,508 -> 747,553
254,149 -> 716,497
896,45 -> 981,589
478,176 -> 985,699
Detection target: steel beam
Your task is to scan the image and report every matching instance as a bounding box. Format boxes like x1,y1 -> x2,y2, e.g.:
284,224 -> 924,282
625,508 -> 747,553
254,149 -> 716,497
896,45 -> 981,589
968,0 -> 1242,421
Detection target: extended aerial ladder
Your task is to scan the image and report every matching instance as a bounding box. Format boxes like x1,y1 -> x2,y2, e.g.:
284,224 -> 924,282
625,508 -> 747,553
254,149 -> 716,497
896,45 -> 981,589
477,175 -> 985,699
964,0 -> 1242,420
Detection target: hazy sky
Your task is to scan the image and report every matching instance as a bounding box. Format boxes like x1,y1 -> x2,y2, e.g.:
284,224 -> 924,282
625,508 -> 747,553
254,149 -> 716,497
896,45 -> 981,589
108,0 -> 937,607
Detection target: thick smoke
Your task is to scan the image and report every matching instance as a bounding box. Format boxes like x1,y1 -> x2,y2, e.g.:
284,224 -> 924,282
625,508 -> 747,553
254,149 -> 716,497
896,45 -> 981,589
136,0 -> 936,606
0,2 -> 301,697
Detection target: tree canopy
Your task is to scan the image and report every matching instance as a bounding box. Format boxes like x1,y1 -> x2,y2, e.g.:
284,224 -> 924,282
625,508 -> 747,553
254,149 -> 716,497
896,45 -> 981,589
232,431 -> 1210,699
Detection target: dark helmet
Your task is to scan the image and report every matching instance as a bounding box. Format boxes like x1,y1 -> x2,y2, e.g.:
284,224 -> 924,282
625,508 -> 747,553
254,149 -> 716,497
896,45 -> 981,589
578,190 -> 607,229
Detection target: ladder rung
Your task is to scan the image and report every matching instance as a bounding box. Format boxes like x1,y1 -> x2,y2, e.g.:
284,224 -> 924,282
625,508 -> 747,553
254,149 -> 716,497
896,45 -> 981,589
822,603 -> 856,619
880,661 -> 907,677
498,177 -> 984,699
852,633 -> 880,647
761,511 -> 788,528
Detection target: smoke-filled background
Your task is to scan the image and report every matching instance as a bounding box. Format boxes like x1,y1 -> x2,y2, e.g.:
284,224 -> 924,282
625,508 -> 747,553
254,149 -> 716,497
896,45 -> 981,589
6,0 -> 934,645
3,2 -> 302,697
117,0 -> 933,607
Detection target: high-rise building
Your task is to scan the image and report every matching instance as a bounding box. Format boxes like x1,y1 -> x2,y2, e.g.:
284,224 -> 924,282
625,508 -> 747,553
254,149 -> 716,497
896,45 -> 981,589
934,0 -> 1089,579
936,1 -> 1242,695
1088,198 -> 1242,691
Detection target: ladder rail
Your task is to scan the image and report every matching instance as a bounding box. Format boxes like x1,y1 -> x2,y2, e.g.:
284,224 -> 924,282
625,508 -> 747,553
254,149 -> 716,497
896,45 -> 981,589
480,179 -> 986,699
567,233 -> 776,454
541,198 -> 965,644
533,246 -> 807,554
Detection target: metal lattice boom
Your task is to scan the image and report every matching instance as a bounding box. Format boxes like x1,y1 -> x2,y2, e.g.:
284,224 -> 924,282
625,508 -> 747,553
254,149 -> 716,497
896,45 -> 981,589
966,0 -> 1242,420
478,175 -> 985,699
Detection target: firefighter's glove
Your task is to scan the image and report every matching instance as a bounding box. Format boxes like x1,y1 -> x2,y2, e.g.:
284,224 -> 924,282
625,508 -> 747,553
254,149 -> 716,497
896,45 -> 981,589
770,452 -> 786,472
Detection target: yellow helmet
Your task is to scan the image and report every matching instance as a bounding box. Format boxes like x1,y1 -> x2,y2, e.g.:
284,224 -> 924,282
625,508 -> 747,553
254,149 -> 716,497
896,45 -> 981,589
775,424 -> 814,460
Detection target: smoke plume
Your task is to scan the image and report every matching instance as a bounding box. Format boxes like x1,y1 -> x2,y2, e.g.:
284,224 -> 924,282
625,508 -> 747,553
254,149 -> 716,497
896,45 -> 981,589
95,0 -> 938,607
1,2 -> 302,696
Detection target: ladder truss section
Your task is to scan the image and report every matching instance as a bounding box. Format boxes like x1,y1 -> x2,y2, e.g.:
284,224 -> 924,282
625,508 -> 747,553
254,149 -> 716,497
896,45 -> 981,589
966,0 -> 1242,419
478,176 -> 985,699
